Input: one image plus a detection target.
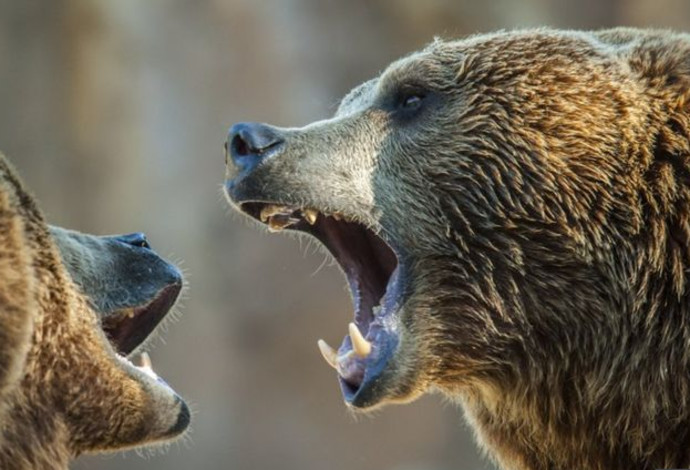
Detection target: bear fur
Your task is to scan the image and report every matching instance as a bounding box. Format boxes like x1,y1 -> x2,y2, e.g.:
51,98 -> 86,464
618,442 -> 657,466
0,153 -> 189,469
224,28 -> 690,470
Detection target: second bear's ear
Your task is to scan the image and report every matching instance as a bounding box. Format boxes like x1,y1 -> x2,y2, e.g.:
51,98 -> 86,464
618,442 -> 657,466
638,42 -> 690,100
595,29 -> 690,94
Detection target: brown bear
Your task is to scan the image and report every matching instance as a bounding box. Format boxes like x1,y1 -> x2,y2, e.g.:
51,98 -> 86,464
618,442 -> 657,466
223,28 -> 690,470
0,153 -> 189,469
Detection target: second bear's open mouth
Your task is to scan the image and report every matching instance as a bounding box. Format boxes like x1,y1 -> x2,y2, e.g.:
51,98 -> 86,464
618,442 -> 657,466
102,283 -> 182,356
100,282 -> 182,389
240,201 -> 403,406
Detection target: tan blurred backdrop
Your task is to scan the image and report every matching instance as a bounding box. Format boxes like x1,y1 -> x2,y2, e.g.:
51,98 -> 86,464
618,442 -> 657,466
1,1 -> 689,469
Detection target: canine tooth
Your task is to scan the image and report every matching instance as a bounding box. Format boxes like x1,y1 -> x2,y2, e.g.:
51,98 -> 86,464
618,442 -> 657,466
317,339 -> 338,369
332,212 -> 343,221
303,208 -> 318,225
137,352 -> 158,380
348,322 -> 372,357
139,352 -> 153,369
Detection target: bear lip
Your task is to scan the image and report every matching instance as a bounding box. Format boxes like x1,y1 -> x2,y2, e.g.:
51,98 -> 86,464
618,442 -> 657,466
238,201 -> 402,406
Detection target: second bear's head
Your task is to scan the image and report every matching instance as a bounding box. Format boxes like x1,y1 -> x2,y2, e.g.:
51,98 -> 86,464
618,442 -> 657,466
224,29 -> 690,410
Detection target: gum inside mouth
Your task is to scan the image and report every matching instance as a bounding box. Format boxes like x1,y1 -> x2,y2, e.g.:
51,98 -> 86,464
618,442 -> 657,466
240,202 -> 401,402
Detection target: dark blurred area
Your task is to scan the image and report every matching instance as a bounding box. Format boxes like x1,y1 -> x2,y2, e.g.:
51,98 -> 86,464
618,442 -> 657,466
0,1 -> 688,469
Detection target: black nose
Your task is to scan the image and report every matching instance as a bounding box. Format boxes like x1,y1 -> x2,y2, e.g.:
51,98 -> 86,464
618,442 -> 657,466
226,122 -> 285,173
116,232 -> 151,249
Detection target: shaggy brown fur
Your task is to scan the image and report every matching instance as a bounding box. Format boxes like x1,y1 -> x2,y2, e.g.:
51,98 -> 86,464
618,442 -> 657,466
0,153 -> 189,469
224,28 -> 690,469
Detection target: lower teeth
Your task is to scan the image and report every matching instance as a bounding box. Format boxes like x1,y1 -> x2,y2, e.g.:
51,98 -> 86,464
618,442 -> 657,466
317,323 -> 372,371
117,352 -> 159,380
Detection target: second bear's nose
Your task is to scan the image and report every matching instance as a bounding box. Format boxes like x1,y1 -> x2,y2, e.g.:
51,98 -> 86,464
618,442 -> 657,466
226,122 -> 285,173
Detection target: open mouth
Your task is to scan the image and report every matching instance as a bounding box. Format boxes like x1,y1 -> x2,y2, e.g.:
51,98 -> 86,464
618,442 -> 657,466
101,283 -> 182,384
240,202 -> 404,406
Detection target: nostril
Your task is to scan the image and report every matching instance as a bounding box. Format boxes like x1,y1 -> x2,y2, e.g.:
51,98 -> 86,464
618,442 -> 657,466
231,133 -> 251,157
118,232 -> 152,250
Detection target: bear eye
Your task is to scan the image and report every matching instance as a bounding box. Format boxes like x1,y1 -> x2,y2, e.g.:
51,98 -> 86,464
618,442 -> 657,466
400,93 -> 424,110
389,85 -> 430,119
402,95 -> 424,109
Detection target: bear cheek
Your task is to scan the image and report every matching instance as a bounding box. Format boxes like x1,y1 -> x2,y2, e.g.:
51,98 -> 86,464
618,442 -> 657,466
65,369 -> 187,453
139,382 -> 190,442
64,387 -> 149,453
384,303 -> 437,402
111,373 -> 190,447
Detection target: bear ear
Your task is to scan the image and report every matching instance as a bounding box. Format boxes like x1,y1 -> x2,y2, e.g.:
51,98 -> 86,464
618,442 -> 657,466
606,30 -> 690,106
0,156 -> 37,418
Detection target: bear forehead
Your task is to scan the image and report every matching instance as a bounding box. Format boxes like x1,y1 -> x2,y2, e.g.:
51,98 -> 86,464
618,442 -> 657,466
334,29 -> 619,118
335,50 -> 452,117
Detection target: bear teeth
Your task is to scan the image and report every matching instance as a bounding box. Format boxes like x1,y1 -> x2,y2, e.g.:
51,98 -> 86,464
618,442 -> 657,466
317,339 -> 338,369
139,351 -> 153,369
117,351 -> 159,380
259,204 -> 294,222
303,208 -> 318,225
348,322 -> 372,357
259,203 -> 349,232
259,204 -> 298,232
317,323 -> 372,372
137,352 -> 158,379
266,214 -> 299,232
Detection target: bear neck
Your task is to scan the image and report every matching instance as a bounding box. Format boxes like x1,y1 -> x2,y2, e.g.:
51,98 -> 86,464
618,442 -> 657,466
459,349 -> 690,470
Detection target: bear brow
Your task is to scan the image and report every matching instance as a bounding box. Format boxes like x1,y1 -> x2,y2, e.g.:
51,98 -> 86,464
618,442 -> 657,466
338,78 -> 377,114
377,57 -> 440,95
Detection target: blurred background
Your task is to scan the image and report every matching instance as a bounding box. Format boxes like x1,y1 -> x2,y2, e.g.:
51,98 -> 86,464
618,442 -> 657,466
1,1 -> 688,469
